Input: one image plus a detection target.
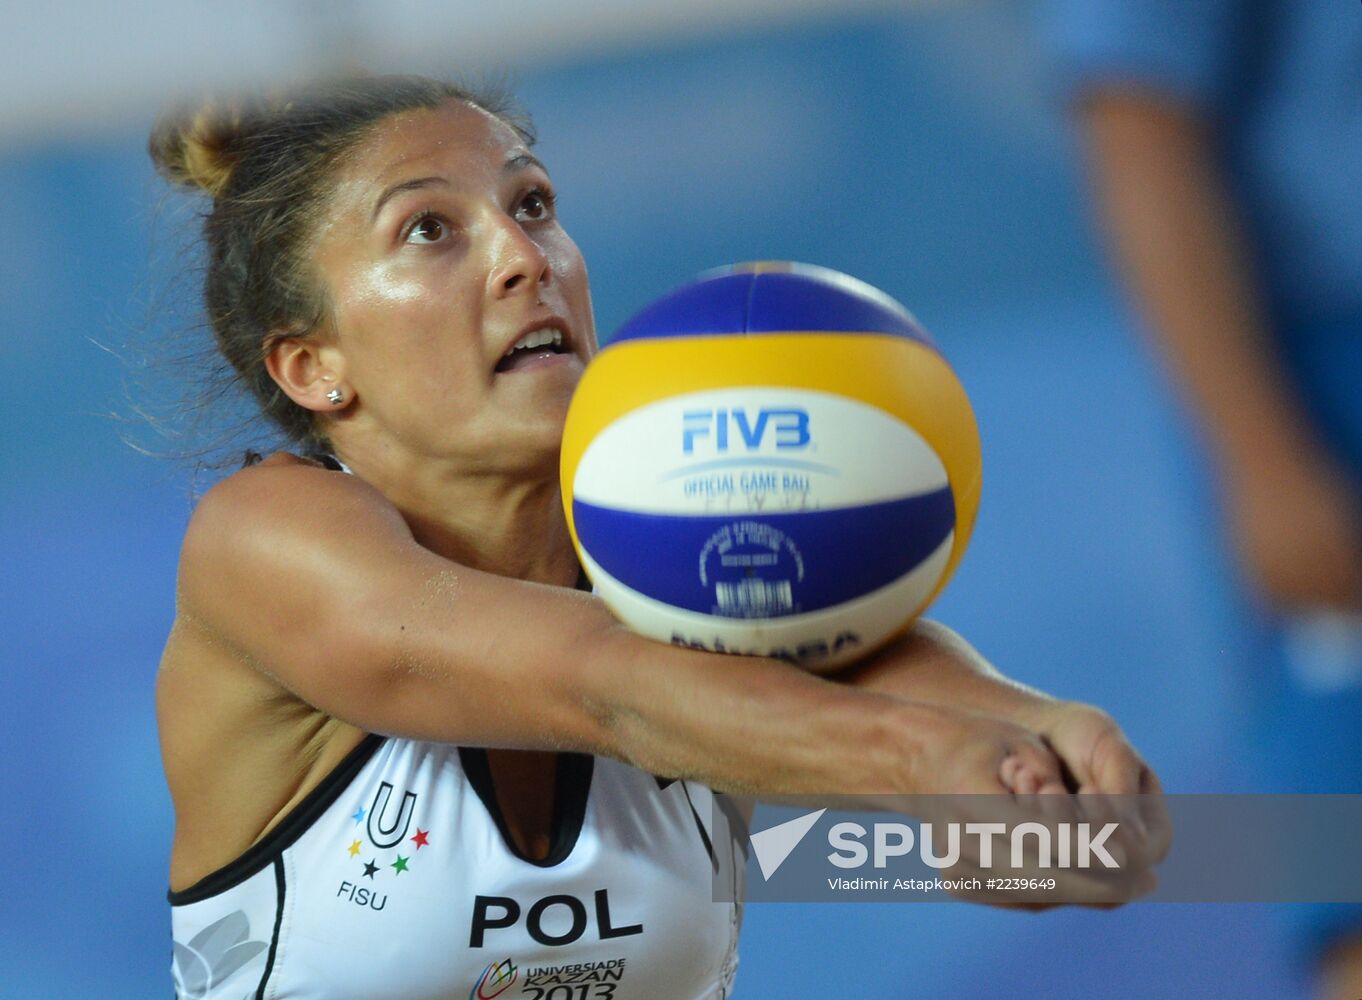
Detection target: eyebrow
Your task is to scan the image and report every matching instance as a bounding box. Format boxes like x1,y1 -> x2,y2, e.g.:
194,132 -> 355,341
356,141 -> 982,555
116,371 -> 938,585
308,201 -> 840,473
369,153 -> 549,224
370,176 -> 447,223
504,151 -> 548,176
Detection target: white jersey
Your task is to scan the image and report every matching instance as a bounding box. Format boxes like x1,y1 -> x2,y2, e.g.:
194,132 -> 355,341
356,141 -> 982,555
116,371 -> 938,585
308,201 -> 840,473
169,736 -> 745,999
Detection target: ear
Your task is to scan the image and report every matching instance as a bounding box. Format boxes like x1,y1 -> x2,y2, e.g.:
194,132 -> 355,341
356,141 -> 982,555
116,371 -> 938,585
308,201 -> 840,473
264,332 -> 352,412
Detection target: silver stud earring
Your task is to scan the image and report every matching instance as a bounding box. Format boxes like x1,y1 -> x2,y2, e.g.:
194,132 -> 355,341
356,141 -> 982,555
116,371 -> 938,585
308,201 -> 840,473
326,388 -> 345,406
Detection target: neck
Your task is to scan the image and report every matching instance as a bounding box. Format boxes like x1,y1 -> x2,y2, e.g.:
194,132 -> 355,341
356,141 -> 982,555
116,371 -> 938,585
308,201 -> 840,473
331,443 -> 580,587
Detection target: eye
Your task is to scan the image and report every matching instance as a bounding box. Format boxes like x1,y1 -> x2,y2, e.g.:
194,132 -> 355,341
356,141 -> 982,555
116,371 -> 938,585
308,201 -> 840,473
402,210 -> 448,245
515,186 -> 556,223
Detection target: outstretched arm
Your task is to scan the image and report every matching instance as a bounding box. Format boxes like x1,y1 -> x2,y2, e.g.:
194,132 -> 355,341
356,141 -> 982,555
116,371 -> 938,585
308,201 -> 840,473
173,455 -> 1058,800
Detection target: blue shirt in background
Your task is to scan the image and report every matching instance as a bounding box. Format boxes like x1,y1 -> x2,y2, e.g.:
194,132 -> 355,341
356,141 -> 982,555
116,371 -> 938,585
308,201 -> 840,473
1045,0 -> 1362,469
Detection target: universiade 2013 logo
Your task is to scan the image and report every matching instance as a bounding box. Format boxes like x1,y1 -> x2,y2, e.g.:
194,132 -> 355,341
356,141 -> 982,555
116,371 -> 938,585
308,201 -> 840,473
748,808 -> 1122,881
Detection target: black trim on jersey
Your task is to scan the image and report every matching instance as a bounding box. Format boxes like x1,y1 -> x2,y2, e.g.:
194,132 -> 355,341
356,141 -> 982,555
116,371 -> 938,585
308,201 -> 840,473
167,734 -> 385,905
680,780 -> 719,874
458,747 -> 595,868
254,857 -> 286,1000
654,776 -> 718,868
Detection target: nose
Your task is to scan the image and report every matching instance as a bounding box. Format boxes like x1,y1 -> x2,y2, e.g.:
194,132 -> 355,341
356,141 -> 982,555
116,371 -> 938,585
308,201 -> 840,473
486,213 -> 551,300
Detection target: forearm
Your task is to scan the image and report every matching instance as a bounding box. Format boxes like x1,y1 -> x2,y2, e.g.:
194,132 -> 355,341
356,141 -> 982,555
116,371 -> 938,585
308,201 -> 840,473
334,564 -> 934,798
838,620 -> 1056,724
585,625 -> 938,797
1078,91 -> 1324,477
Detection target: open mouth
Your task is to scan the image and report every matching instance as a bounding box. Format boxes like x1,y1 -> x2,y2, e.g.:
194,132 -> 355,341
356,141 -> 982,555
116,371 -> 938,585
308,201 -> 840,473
495,326 -> 572,373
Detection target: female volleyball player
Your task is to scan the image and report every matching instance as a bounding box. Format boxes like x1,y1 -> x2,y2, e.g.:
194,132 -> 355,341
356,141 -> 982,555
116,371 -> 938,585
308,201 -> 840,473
154,75 -> 1166,999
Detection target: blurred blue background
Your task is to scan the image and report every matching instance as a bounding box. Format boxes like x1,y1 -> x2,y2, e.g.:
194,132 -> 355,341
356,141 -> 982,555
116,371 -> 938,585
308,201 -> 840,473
0,2 -> 1316,996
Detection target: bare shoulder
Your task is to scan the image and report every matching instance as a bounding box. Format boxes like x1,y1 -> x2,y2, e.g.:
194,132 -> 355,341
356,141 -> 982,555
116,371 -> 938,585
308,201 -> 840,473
179,452 -> 410,615
161,450 -> 383,887
187,451 -> 346,531
188,450 -> 396,533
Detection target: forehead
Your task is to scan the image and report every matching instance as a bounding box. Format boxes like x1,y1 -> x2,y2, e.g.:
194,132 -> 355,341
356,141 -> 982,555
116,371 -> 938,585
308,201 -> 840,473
331,99 -> 528,206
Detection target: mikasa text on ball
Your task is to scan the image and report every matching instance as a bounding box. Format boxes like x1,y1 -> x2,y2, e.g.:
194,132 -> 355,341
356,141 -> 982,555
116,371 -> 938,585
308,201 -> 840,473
560,262 -> 981,672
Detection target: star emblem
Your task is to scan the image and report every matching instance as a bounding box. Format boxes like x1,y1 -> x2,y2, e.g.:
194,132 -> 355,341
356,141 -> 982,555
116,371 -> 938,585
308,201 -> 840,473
410,828 -> 430,849
391,855 -> 410,875
362,859 -> 379,879
352,805 -> 365,824
347,839 -> 362,858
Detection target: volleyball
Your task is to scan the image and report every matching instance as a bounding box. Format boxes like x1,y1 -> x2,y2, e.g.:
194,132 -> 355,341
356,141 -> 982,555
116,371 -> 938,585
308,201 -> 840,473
560,262 -> 981,672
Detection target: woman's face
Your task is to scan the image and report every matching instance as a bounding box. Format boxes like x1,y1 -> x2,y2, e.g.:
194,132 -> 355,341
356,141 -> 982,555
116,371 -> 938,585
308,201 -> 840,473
311,98 -> 597,473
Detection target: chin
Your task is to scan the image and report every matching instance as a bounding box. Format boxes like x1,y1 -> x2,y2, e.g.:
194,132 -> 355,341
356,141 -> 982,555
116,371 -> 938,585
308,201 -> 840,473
480,381 -> 575,469
509,415 -> 571,474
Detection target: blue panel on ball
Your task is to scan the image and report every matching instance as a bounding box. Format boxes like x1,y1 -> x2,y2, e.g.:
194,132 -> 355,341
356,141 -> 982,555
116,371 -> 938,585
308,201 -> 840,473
573,488 -> 954,617
746,272 -> 934,346
610,266 -> 935,347
611,273 -> 755,343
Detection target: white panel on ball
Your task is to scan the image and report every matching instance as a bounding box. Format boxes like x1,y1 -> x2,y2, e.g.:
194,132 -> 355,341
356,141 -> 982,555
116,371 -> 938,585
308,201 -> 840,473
572,387 -> 949,515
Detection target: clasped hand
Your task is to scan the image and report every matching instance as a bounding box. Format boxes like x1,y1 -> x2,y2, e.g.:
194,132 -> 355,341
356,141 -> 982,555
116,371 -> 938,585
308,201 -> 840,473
837,624 -> 1171,909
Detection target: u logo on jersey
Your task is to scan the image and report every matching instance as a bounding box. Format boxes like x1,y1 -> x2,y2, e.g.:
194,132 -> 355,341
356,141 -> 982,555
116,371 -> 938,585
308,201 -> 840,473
367,781 -> 418,849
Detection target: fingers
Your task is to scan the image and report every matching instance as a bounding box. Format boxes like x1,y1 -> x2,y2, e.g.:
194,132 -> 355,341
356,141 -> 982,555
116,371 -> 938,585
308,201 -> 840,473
1000,754 -> 1068,796
1045,708 -> 1172,869
919,703 -> 1168,910
1045,707 -> 1129,795
944,781 -> 1158,909
998,727 -> 1067,797
1087,734 -> 1174,867
1089,725 -> 1147,797
1001,755 -> 1039,794
908,788 -> 1162,909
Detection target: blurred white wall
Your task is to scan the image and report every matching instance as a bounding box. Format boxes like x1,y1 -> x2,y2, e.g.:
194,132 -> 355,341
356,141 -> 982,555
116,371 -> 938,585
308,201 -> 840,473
7,0 -> 949,142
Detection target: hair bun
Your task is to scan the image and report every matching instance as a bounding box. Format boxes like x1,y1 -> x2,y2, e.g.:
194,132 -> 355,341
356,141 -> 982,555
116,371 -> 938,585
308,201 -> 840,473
148,97 -> 255,199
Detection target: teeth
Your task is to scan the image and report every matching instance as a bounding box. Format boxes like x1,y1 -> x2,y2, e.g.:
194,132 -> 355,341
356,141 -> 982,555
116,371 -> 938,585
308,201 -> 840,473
506,327 -> 563,356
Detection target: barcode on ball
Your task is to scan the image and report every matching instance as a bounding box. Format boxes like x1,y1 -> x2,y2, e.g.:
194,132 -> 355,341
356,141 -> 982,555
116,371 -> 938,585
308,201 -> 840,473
715,578 -> 794,617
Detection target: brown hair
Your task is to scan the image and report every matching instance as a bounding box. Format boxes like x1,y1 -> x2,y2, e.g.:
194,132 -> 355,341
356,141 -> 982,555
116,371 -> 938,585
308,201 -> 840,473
148,74 -> 533,449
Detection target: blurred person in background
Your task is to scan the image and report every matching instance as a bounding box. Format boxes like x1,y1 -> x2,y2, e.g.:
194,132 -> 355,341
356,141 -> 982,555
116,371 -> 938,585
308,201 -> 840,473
1047,1 -> 1362,995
